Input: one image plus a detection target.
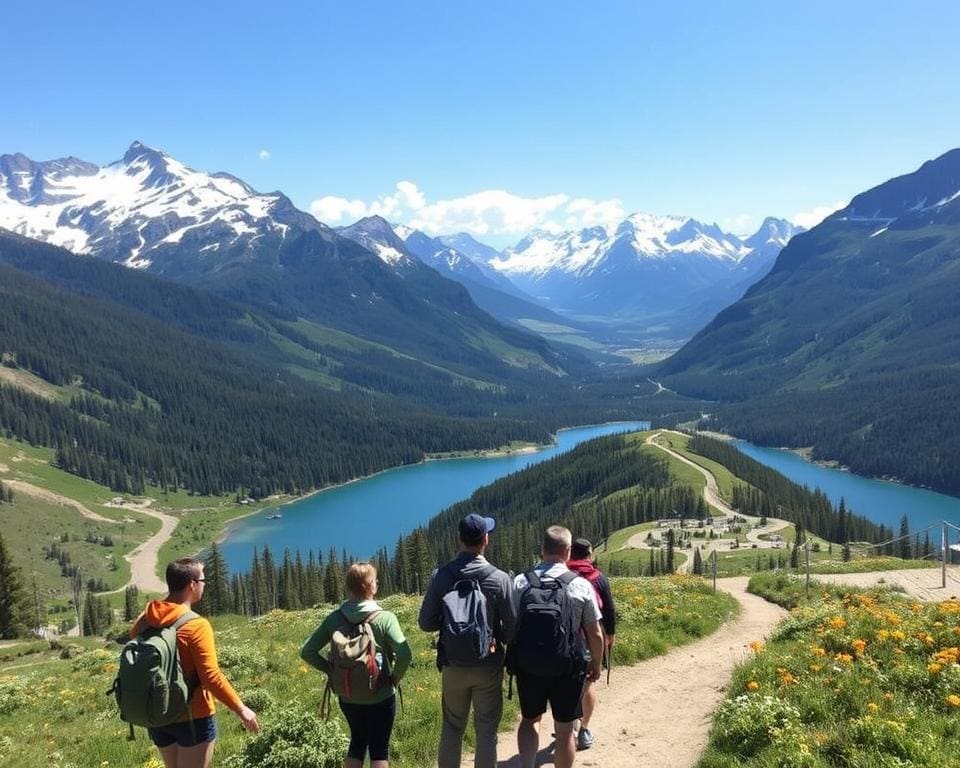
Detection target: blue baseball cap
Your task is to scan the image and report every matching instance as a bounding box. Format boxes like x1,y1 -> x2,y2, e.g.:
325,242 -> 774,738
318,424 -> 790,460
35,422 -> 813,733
459,513 -> 496,543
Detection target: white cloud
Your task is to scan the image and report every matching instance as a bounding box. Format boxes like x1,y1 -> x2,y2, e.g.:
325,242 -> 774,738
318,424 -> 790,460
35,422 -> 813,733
308,182 -> 624,238
259,149 -> 271,161
792,200 -> 846,229
311,196 -> 369,223
720,214 -> 758,236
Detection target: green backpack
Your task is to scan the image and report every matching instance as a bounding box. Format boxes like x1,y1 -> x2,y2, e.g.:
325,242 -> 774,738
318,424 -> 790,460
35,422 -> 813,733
109,611 -> 201,738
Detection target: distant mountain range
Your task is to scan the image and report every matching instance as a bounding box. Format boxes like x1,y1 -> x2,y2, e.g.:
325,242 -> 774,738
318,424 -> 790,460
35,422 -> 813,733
0,142 -> 570,381
657,147 -> 960,495
336,217 -> 620,358
0,140 -> 806,356
482,214 -> 802,342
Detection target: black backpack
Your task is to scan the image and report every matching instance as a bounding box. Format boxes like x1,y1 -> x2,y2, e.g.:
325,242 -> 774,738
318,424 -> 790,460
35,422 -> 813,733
507,569 -> 586,678
440,563 -> 497,666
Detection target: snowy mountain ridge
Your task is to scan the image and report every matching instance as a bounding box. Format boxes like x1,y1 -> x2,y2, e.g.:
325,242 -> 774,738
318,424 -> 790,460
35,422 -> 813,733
0,141 -> 319,269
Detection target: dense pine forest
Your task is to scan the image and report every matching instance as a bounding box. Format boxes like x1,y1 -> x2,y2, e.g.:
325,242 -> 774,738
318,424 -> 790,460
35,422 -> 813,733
0,233 -> 702,498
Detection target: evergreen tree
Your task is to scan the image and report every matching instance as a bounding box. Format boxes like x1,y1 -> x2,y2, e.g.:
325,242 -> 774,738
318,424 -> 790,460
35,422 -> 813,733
123,585 -> 140,622
250,548 -> 267,616
923,531 -> 932,559
324,548 -> 344,604
200,541 -> 232,615
692,547 -> 703,576
261,546 -> 277,610
0,532 -> 27,638
306,550 -> 322,606
842,542 -> 852,562
898,515 -> 912,560
665,528 -> 675,573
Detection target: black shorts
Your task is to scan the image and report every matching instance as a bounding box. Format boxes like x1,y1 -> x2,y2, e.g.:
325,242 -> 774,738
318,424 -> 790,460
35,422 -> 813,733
515,671 -> 585,724
339,695 -> 397,761
148,715 -> 218,747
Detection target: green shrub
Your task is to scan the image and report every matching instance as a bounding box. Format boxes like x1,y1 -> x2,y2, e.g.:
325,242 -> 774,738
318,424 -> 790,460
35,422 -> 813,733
711,694 -> 803,757
222,707 -> 348,768
0,677 -> 28,715
219,645 -> 269,676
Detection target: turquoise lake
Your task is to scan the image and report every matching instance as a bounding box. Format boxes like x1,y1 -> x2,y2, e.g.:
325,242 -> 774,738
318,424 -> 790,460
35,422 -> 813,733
222,421 -> 650,572
732,440 -> 960,539
221,424 -> 960,572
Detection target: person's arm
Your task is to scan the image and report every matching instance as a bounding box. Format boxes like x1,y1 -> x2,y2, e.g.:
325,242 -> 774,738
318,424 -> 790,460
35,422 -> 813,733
598,574 -> 617,641
418,567 -> 445,632
583,619 -> 604,682
382,612 -> 412,684
299,612 -> 336,674
496,572 -> 518,643
189,619 -> 259,731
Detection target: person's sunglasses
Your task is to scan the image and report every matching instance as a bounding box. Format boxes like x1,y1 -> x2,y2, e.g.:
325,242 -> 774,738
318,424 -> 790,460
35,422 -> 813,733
194,578 -> 206,583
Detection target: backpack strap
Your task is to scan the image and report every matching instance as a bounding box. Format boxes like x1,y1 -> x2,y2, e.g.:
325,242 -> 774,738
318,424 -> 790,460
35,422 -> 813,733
524,570 -> 542,589
169,610 -> 201,631
555,570 -> 578,587
339,608 -> 382,626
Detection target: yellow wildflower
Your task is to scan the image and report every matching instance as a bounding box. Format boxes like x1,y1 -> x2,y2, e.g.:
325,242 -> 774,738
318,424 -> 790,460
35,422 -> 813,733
746,681 -> 760,692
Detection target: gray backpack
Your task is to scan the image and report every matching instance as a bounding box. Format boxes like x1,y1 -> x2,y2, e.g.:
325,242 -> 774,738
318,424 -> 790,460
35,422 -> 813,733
109,611 -> 201,739
440,563 -> 496,665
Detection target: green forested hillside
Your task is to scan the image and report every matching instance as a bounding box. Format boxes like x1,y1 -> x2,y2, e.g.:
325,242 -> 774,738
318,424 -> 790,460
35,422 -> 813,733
656,150 -> 960,494
0,261 -> 560,497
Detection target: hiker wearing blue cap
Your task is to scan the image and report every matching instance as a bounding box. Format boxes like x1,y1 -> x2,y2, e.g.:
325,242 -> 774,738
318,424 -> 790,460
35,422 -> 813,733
418,513 -> 517,768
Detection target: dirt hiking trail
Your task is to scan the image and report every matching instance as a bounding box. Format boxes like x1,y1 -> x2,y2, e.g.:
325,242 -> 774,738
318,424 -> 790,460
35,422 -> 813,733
462,577 -> 787,768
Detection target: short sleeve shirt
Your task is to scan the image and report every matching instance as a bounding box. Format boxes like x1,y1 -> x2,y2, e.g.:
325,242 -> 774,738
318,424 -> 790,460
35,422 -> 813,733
512,561 -> 601,634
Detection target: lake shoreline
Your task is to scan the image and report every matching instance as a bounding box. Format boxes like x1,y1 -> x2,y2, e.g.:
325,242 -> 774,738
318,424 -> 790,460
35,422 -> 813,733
216,421 -> 648,550
219,421 -> 651,569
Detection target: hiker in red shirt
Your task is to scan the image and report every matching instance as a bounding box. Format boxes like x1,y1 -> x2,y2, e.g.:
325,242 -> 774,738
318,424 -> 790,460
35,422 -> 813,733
566,538 -> 617,751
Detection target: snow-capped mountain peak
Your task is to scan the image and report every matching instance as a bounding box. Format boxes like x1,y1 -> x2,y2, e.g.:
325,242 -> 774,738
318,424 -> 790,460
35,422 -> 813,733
0,141 -> 311,269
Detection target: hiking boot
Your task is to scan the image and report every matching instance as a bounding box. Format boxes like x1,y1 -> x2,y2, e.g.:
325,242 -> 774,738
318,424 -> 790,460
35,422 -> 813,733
577,727 -> 594,750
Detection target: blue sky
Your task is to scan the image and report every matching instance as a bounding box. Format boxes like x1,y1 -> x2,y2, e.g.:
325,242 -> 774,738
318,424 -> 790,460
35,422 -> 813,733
4,1 -> 959,245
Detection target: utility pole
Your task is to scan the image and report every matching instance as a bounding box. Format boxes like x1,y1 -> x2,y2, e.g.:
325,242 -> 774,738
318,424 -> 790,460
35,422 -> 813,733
805,540 -> 811,599
943,522 -> 948,589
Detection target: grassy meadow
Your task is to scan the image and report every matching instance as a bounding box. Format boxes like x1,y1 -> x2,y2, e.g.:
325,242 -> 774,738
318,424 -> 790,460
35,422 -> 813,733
0,575 -> 736,768
698,573 -> 960,767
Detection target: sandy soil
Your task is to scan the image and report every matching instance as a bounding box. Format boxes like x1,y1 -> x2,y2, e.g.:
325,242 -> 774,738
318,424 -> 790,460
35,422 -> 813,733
106,500 -> 178,595
3,479 -> 117,523
461,577 -> 787,768
813,568 -> 960,602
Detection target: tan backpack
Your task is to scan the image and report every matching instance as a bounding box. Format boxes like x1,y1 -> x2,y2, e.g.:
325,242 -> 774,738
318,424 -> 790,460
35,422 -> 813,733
320,609 -> 383,716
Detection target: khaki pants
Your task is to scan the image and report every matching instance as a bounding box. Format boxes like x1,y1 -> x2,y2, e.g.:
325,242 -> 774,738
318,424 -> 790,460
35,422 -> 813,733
437,664 -> 504,768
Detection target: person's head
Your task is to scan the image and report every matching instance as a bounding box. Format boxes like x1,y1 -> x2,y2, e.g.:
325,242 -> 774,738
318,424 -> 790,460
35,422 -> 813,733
542,525 -> 572,563
166,557 -> 205,601
571,537 -> 593,561
345,562 -> 378,600
459,513 -> 496,552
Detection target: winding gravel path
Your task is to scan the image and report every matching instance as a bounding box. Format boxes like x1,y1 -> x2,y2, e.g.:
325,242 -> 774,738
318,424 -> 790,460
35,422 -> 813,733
461,577 -> 787,768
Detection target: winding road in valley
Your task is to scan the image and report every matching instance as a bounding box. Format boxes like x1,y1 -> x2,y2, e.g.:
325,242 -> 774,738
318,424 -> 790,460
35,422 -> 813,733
615,431 -> 790,572
5,480 -> 176,594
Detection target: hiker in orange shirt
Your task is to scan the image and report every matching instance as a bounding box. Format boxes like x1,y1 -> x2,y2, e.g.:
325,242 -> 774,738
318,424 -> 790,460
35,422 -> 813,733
130,558 -> 260,768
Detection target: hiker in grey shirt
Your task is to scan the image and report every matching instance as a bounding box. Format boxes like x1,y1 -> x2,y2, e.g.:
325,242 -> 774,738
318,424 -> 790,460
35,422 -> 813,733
511,526 -> 603,768
418,513 -> 517,768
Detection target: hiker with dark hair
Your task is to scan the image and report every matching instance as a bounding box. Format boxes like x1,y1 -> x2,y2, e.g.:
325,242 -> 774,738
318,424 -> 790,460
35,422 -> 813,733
418,513 -> 516,768
125,557 -> 260,768
509,526 -> 604,768
301,562 -> 412,768
567,537 -> 617,751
